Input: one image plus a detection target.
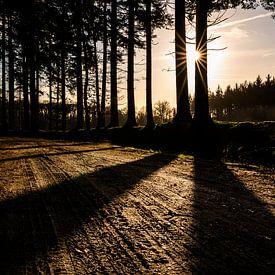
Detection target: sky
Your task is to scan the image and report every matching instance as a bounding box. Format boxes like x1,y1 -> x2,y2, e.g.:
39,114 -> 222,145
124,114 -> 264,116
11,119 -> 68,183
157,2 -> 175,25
132,6 -> 275,110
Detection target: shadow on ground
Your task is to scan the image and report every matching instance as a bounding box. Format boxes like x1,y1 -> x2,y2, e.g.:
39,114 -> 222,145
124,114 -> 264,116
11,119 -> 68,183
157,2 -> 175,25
0,152 -> 176,273
191,158 -> 275,274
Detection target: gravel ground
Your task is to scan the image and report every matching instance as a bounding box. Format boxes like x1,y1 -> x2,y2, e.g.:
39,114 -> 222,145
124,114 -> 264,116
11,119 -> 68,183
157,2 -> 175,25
0,137 -> 274,274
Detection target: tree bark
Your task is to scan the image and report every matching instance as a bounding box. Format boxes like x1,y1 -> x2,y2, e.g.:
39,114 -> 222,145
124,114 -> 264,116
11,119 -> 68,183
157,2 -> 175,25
145,0 -> 154,128
61,5 -> 66,132
124,0 -> 137,127
61,48 -> 66,131
76,0 -> 84,129
109,0 -> 119,127
94,39 -> 100,129
100,0 -> 108,128
1,12 -> 7,131
174,0 -> 192,124
56,66 -> 60,131
194,0 -> 212,125
48,63 -> 53,131
22,46 -> 29,131
83,40 -> 90,130
8,15 -> 15,130
29,2 -> 38,132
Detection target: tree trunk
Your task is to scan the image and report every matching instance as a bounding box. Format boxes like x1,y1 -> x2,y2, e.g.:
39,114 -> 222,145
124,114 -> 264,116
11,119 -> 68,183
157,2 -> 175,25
22,47 -> 29,130
49,64 -> 53,131
76,0 -> 84,129
194,0 -> 211,125
99,0 -> 108,128
174,0 -> 192,124
94,39 -> 100,129
61,49 -> 66,131
83,40 -> 90,131
61,6 -> 66,132
124,0 -> 137,128
1,12 -> 7,131
8,15 -> 15,130
56,66 -> 60,131
109,0 -> 119,127
36,67 -> 40,127
145,0 -> 154,128
29,3 -> 38,132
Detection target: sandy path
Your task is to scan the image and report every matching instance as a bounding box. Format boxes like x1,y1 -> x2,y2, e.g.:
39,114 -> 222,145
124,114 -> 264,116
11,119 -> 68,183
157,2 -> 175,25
0,137 -> 274,274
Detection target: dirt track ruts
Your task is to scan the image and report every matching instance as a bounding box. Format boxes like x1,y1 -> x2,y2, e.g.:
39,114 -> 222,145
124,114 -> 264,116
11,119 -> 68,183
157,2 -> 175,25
0,137 -> 274,274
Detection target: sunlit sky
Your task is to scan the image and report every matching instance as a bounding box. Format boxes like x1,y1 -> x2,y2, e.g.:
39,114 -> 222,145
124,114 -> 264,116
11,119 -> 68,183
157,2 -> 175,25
132,6 -> 275,110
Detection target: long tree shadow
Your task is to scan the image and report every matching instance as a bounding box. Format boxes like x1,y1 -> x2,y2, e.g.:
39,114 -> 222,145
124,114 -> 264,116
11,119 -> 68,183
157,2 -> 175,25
192,157 -> 274,274
0,146 -> 121,162
0,142 -> 93,151
0,152 -> 176,273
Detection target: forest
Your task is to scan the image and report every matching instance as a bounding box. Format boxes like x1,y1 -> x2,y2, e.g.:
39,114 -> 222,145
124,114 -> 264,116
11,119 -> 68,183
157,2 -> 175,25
0,0 -> 273,133
0,1 -> 275,274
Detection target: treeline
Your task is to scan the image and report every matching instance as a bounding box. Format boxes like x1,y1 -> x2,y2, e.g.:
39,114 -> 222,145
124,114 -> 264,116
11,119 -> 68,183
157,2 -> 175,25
209,75 -> 275,121
0,0 -> 172,132
0,0 -> 273,133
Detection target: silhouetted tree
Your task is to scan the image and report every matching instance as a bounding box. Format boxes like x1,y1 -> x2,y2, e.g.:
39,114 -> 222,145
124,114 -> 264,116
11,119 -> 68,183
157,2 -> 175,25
174,0 -> 192,124
76,0 -> 84,129
145,0 -> 155,128
124,0 -> 137,128
109,0 -> 119,127
1,8 -> 7,131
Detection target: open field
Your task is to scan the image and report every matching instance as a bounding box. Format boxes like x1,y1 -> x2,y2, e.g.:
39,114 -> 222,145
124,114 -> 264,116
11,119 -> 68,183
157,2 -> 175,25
0,137 -> 274,274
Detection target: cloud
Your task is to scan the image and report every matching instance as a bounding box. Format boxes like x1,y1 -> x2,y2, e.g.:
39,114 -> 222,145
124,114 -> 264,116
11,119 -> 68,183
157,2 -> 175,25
210,12 -> 274,30
226,48 -> 275,58
222,27 -> 250,39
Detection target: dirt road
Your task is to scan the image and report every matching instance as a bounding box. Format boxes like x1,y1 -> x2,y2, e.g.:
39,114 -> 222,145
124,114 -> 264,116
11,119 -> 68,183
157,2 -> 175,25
0,137 -> 274,274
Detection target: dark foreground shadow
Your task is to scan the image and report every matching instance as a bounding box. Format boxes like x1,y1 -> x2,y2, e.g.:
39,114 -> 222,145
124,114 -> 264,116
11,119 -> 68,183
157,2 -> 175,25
0,146 -> 120,162
0,142 -> 91,151
192,158 -> 275,274
0,152 -> 176,273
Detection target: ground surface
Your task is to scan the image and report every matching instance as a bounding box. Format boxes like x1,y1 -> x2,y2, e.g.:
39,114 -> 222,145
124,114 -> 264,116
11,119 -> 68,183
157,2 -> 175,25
0,137 -> 274,274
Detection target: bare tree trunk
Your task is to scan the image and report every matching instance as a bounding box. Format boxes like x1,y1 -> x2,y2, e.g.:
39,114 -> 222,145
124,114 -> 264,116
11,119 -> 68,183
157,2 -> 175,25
1,12 -> 7,131
8,15 -> 15,130
145,0 -> 154,129
36,67 -> 40,128
49,64 -> 53,131
56,66 -> 60,131
194,0 -> 211,125
76,0 -> 84,129
61,49 -> 66,131
174,0 -> 192,124
99,0 -> 108,128
83,40 -> 90,130
94,39 -> 100,129
61,5 -> 66,132
22,47 -> 29,130
109,0 -> 119,127
124,0 -> 137,128
29,2 -> 38,132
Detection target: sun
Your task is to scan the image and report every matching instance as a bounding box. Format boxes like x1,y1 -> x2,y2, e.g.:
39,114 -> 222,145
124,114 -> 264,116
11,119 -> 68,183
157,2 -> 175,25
191,50 -> 201,62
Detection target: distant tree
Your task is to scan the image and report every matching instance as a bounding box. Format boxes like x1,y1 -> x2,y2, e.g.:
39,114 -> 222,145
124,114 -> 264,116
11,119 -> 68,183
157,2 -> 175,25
209,74 -> 275,121
136,106 -> 147,126
154,100 -> 173,124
